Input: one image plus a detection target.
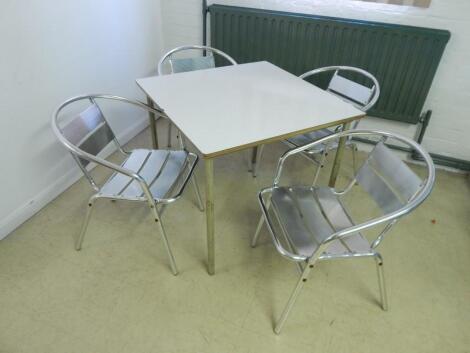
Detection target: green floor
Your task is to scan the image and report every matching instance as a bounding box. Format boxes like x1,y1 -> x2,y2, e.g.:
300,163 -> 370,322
1,125 -> 469,353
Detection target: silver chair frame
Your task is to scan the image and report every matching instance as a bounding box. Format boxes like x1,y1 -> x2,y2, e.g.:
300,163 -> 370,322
251,130 -> 435,334
299,66 -> 380,113
51,94 -> 204,275
252,66 -> 380,179
156,45 -> 238,148
157,45 -> 237,76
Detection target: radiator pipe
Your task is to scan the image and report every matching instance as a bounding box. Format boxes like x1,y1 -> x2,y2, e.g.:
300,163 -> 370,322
416,110 -> 432,144
202,0 -> 208,48
411,110 -> 432,160
353,110 -> 432,156
353,137 -> 411,153
353,110 -> 469,171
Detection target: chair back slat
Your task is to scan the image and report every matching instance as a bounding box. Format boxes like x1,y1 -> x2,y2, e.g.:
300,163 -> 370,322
300,66 -> 380,112
169,55 -> 215,74
158,45 -> 237,76
327,73 -> 374,106
369,142 -> 423,201
356,142 -> 423,213
356,162 -> 404,213
61,104 -> 115,165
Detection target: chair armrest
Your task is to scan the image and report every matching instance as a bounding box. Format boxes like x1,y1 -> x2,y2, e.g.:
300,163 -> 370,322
55,130 -> 154,201
272,135 -> 335,187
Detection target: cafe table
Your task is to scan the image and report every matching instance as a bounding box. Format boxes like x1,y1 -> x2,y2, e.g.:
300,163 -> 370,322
137,61 -> 365,275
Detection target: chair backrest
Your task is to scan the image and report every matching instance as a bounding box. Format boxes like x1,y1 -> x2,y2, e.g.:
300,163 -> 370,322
56,98 -> 116,168
170,56 -> 216,74
300,66 -> 380,113
52,95 -> 164,190
356,140 -> 424,214
274,130 -> 435,231
157,45 -> 237,75
52,97 -> 120,190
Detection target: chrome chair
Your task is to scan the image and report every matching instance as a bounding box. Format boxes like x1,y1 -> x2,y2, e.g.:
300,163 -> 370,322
51,95 -> 204,275
252,66 -> 380,179
156,45 -> 237,147
251,130 -> 435,334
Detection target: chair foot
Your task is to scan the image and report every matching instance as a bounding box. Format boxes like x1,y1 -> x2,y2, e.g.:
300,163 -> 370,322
274,264 -> 313,334
152,208 -> 179,275
251,214 -> 265,248
374,253 -> 388,311
351,143 -> 358,179
167,122 -> 173,148
75,195 -> 98,251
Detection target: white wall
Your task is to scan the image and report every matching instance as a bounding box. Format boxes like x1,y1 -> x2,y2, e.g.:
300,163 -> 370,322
0,0 -> 165,238
160,0 -> 470,161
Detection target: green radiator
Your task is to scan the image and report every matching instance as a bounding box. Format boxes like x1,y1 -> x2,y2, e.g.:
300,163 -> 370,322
209,5 -> 450,124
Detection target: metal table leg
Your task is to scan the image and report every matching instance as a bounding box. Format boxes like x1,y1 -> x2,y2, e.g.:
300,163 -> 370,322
250,146 -> 258,171
251,145 -> 264,177
205,158 -> 215,275
328,121 -> 351,187
147,96 -> 158,149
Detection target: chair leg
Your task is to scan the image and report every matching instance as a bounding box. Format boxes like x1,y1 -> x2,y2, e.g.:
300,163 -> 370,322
151,206 -> 179,275
374,253 -> 389,311
274,264 -> 313,334
191,174 -> 205,212
167,122 -> 173,148
311,150 -> 328,186
177,129 -> 186,150
252,145 -> 264,178
251,214 -> 265,248
351,143 -> 358,177
75,195 -> 98,251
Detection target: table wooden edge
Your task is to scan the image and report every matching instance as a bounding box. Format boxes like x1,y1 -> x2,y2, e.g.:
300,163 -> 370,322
200,113 -> 366,159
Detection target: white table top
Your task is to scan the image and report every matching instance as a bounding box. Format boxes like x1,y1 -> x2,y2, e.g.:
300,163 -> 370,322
137,61 -> 364,158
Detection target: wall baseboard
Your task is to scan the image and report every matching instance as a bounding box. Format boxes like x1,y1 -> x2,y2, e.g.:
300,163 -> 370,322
0,117 -> 149,240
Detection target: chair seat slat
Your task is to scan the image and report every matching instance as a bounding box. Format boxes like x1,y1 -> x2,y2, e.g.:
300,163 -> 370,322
270,186 -> 371,259
100,149 -> 188,200
99,150 -> 151,196
121,150 -> 171,198
271,188 -> 329,257
148,151 -> 187,199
